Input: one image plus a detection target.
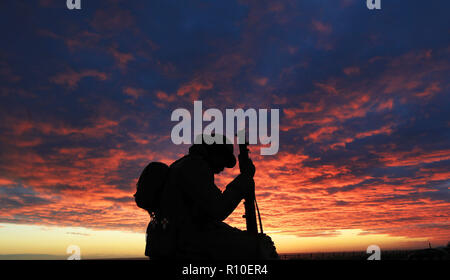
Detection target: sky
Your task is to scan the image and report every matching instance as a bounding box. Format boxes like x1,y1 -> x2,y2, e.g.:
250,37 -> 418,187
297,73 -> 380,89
0,0 -> 449,259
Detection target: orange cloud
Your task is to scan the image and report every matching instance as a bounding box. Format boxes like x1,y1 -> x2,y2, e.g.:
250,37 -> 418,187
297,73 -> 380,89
304,126 -> 339,142
176,79 -> 213,98
377,148 -> 450,167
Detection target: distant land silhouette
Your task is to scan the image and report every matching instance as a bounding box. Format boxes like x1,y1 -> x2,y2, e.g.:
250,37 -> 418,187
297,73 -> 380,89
3,245 -> 448,260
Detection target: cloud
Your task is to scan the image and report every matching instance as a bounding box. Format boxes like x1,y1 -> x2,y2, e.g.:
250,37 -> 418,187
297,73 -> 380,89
343,67 -> 360,76
0,185 -> 53,211
311,20 -> 332,34
176,79 -> 213,99
109,46 -> 135,70
254,77 -> 269,86
123,87 -> 146,99
50,69 -> 108,89
377,148 -> 450,167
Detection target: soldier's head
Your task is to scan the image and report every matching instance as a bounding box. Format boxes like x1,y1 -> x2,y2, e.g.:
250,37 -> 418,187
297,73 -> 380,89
193,134 -> 236,174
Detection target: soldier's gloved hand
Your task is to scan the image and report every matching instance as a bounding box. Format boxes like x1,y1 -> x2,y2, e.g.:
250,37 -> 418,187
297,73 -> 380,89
238,156 -> 256,178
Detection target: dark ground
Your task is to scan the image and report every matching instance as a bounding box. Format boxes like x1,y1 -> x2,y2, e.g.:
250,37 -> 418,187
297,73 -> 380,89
280,248 -> 450,260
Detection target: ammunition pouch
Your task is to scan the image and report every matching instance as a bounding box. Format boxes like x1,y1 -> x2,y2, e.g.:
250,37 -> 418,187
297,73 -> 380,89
145,216 -> 177,259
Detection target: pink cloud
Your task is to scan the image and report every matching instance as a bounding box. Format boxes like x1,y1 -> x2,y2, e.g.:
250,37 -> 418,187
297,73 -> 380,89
50,69 -> 108,89
343,66 -> 360,76
109,46 -> 135,69
176,79 -> 213,100
315,82 -> 338,95
415,82 -> 441,98
155,90 -> 176,102
254,77 -> 269,86
376,98 -> 394,111
311,20 -> 332,34
123,87 -> 146,99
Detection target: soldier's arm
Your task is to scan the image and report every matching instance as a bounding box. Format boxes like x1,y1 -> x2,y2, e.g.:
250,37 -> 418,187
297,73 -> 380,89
184,158 -> 251,221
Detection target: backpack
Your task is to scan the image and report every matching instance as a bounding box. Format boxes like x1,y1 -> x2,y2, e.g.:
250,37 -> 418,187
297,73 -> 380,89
134,162 -> 169,214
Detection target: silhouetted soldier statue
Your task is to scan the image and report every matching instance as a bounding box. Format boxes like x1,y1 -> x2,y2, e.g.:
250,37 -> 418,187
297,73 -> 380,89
142,134 -> 277,259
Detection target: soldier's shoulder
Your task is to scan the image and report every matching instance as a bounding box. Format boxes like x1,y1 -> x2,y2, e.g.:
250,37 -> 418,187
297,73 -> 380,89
172,154 -> 209,171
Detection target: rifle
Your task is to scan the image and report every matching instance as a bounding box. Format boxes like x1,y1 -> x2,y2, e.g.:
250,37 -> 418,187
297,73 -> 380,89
238,140 -> 263,235
237,132 -> 278,259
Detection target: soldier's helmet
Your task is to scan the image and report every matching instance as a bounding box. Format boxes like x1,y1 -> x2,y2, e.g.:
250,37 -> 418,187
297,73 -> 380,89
194,133 -> 236,168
